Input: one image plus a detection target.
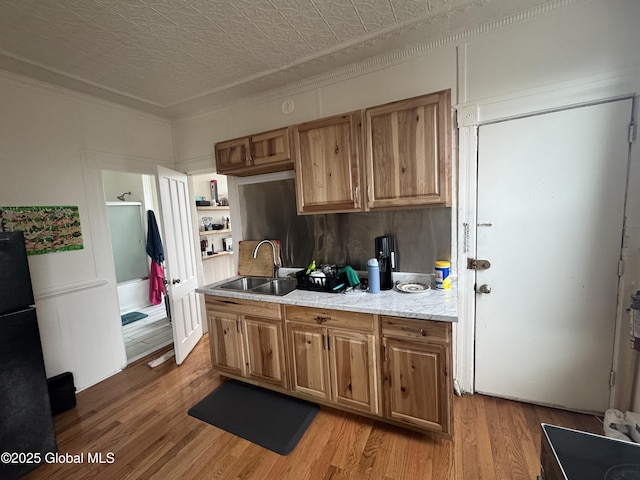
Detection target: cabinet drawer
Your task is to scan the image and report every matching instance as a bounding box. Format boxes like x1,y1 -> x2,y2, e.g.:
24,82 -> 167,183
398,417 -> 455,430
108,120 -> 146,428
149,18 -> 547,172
381,316 -> 450,344
205,295 -> 282,320
285,305 -> 374,333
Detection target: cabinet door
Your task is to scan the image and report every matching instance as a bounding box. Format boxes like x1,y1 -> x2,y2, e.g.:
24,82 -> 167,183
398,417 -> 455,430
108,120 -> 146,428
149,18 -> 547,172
208,312 -> 245,377
242,316 -> 287,387
287,322 -> 330,400
328,330 -> 379,414
383,338 -> 451,434
215,137 -> 250,174
251,128 -> 291,168
364,90 -> 451,209
293,111 -> 363,214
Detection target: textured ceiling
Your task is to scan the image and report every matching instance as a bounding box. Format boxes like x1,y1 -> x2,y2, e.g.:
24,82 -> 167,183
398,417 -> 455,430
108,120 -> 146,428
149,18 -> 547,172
0,0 -> 558,118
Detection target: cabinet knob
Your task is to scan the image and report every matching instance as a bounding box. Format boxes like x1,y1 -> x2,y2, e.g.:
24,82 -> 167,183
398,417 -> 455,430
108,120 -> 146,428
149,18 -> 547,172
475,284 -> 491,294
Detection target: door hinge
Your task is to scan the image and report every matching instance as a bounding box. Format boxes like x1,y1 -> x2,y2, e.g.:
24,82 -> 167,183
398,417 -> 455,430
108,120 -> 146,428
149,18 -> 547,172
629,122 -> 636,144
609,370 -> 616,387
467,258 -> 491,270
618,259 -> 625,277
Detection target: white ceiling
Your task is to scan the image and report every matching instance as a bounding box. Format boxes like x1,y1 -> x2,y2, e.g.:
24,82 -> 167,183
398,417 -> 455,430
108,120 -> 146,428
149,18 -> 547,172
0,0 -> 558,119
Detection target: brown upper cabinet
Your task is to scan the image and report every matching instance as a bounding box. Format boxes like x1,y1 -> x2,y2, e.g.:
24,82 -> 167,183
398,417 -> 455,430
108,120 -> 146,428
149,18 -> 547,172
215,127 -> 292,176
292,111 -> 363,214
364,89 -> 451,209
215,89 -> 451,209
291,89 -> 451,214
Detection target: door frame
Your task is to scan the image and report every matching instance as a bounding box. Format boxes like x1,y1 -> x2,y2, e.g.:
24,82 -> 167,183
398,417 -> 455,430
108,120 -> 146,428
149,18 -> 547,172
454,71 -> 639,407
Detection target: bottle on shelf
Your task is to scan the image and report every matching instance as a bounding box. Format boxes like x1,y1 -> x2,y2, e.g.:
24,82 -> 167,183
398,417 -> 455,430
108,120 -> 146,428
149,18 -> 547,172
210,180 -> 219,206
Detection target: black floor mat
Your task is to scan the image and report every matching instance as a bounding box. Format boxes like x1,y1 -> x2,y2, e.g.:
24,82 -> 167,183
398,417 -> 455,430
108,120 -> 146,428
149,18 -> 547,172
188,380 -> 319,455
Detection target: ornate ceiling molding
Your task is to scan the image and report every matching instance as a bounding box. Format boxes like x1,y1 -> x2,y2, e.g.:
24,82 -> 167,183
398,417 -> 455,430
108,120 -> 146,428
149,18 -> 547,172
171,0 -> 584,119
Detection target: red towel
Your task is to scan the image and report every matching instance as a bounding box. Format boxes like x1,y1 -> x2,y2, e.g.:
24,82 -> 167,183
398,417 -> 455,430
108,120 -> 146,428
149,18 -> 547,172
149,260 -> 166,305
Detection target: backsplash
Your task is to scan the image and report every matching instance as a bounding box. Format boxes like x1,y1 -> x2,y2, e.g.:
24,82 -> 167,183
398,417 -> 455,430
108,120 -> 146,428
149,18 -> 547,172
239,179 -> 451,274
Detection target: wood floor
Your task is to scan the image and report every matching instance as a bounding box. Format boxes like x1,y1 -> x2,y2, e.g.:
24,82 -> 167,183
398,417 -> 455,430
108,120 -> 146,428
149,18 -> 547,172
122,302 -> 173,364
24,335 -> 603,480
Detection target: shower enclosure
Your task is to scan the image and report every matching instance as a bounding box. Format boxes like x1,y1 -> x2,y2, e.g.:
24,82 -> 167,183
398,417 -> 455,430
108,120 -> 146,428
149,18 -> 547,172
106,201 -> 150,313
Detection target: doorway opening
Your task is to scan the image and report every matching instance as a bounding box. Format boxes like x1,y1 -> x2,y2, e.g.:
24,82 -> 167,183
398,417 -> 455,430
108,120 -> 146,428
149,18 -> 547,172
102,170 -> 173,364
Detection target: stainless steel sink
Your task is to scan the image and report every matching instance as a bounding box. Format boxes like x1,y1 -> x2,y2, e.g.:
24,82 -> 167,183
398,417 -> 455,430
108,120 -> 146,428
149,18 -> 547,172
214,276 -> 297,296
216,276 -> 272,291
251,278 -> 297,296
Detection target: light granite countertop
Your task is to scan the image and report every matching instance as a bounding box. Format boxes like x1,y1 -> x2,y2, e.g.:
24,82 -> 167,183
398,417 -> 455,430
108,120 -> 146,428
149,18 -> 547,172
196,269 -> 457,323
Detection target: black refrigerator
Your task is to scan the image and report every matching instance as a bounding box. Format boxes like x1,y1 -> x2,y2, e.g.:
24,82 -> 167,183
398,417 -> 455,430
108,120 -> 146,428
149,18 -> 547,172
0,232 -> 57,479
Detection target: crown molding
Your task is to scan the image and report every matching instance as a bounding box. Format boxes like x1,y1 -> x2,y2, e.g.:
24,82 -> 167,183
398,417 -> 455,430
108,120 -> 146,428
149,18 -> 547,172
171,0 -> 585,120
0,0 -> 586,120
285,0 -> 584,93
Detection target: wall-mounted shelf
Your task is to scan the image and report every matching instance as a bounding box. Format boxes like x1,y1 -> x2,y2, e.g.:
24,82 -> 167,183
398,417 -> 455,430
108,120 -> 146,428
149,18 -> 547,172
200,229 -> 232,235
197,206 -> 229,211
202,252 -> 234,261
197,201 -> 233,281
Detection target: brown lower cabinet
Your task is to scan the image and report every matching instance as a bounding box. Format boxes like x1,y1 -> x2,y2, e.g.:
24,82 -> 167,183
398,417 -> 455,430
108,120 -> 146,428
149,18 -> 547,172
206,296 -> 287,388
209,311 -> 246,377
287,322 -> 379,414
381,316 -> 453,435
204,296 -> 452,437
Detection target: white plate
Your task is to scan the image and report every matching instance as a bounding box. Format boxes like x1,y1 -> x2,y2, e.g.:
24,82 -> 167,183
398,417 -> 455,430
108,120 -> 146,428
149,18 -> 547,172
395,282 -> 431,293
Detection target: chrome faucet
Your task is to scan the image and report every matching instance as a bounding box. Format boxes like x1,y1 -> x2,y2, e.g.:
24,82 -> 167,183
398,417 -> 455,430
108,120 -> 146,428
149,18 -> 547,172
252,240 -> 281,278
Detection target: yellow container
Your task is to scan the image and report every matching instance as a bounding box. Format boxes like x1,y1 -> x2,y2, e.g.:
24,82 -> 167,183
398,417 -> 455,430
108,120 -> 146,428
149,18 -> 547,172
435,261 -> 451,290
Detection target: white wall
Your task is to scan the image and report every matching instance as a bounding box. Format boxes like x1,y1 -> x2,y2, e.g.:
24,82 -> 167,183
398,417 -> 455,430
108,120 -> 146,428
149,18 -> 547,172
172,0 -> 640,409
102,171 -> 146,203
191,173 -> 228,202
463,0 -> 640,104
0,71 -> 174,391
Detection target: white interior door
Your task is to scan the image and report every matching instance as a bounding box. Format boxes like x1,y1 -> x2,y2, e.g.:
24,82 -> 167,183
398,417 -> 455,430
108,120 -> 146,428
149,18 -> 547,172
156,166 -> 202,364
474,99 -> 632,413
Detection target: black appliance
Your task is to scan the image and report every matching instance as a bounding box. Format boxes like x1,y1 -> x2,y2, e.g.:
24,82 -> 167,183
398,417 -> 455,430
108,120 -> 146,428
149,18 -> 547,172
375,235 -> 397,290
0,232 -> 57,479
540,423 -> 640,479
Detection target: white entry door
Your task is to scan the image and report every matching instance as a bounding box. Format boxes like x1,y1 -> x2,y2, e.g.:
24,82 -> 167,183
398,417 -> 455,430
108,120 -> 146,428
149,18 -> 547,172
474,99 -> 632,413
156,166 -> 202,365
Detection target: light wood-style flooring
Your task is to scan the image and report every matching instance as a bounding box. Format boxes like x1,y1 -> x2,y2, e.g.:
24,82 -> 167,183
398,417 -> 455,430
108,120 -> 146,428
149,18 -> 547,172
25,335 -> 603,480
122,301 -> 173,364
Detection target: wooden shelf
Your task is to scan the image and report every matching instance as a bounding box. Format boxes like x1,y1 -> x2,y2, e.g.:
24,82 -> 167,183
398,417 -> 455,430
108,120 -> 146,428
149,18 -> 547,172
200,229 -> 232,235
197,206 -> 230,211
202,251 -> 234,261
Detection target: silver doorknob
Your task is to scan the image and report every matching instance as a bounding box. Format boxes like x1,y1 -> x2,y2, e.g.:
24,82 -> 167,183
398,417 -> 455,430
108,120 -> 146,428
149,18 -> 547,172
172,278 -> 181,285
476,284 -> 491,294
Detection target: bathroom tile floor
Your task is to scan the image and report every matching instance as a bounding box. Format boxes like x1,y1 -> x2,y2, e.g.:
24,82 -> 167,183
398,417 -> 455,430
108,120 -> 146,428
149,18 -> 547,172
122,301 -> 172,364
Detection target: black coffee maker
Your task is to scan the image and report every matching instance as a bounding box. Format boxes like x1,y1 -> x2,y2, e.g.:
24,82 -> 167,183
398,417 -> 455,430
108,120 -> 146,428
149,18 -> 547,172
375,235 -> 398,290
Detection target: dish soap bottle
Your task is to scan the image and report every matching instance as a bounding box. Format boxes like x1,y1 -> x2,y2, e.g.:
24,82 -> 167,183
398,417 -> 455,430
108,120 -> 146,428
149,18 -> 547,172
367,258 -> 380,294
